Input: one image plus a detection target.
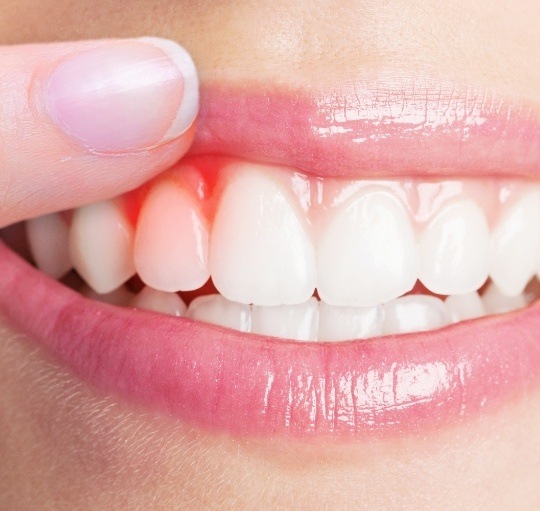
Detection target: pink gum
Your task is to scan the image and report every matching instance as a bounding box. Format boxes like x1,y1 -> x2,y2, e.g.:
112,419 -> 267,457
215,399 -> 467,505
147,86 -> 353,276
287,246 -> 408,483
117,156 -> 538,240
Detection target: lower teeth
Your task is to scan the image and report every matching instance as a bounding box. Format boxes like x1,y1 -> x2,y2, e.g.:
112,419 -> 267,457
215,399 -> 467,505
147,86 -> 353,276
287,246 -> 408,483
77,279 -> 537,342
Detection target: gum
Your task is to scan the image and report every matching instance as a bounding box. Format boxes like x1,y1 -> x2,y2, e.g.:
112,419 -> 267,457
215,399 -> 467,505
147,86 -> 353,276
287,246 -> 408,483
117,155 -> 540,237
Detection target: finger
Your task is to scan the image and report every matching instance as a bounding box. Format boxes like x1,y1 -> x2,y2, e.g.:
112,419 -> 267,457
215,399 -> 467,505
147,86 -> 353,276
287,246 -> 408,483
0,37 -> 198,227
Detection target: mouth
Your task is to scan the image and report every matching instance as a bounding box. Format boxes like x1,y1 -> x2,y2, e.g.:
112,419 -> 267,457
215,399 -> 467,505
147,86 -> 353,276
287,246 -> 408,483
2,80 -> 540,439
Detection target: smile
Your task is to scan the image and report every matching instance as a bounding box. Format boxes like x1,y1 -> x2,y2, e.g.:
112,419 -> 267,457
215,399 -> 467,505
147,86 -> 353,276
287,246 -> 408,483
2,80 -> 540,438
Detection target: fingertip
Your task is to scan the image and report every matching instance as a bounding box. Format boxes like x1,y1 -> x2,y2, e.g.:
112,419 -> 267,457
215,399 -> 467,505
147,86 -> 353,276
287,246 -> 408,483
44,38 -> 199,154
138,37 -> 200,142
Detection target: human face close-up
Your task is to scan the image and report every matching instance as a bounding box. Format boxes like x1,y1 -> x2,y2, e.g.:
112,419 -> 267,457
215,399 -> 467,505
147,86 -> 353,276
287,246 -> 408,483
0,1 -> 540,510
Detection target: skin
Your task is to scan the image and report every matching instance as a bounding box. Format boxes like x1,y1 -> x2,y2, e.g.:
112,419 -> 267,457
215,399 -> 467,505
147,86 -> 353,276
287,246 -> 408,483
0,1 -> 539,509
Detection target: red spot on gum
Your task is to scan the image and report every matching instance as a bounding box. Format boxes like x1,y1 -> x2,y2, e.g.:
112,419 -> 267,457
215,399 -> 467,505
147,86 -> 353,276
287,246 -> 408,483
119,155 -> 234,229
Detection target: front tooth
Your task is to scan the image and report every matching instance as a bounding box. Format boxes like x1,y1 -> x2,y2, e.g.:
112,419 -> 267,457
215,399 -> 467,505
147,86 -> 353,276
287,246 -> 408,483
251,298 -> 318,341
134,181 -> 210,292
131,286 -> 187,316
187,294 -> 252,332
210,166 -> 316,306
419,199 -> 489,295
318,302 -> 384,341
69,200 -> 135,294
317,189 -> 418,307
445,292 -> 485,323
490,190 -> 540,297
482,282 -> 529,315
26,213 -> 72,278
383,295 -> 448,335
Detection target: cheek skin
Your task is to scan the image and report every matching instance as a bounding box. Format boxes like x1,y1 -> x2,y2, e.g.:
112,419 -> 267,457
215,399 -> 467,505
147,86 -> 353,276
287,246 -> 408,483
0,324 -> 539,510
0,0 -> 539,98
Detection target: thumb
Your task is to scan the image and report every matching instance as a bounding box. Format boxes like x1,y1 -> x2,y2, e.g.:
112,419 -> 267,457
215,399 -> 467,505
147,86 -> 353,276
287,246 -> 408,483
0,37 -> 198,227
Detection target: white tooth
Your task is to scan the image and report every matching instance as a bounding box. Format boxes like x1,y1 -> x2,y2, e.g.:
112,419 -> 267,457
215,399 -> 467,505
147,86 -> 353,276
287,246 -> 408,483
187,294 -> 252,332
482,282 -> 529,315
318,302 -> 384,341
251,298 -> 318,341
419,200 -> 489,295
131,286 -> 186,316
81,284 -> 135,306
26,213 -> 71,278
134,181 -> 210,292
444,292 -> 485,323
490,190 -> 540,296
317,189 -> 418,307
210,166 -> 316,306
69,200 -> 135,294
383,295 -> 448,335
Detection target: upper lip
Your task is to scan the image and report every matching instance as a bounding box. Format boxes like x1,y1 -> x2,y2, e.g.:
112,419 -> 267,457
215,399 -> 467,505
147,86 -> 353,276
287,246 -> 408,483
189,81 -> 540,179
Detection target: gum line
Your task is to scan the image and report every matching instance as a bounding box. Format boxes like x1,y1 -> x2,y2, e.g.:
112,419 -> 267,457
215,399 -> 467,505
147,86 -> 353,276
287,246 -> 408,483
122,157 -> 532,230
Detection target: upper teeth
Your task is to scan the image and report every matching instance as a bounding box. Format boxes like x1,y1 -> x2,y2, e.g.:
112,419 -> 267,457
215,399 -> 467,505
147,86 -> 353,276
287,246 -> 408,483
489,190 -> 540,297
418,199 -> 490,295
69,200 -> 136,294
317,188 -> 418,307
26,212 -> 71,280
23,159 -> 540,340
209,166 -> 317,306
133,180 -> 210,292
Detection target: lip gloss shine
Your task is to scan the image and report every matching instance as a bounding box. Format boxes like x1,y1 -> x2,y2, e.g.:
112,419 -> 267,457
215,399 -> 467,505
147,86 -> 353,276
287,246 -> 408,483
192,81 -> 540,178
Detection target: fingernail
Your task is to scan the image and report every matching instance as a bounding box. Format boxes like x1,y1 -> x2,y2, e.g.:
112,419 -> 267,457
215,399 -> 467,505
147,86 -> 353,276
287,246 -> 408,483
45,38 -> 198,153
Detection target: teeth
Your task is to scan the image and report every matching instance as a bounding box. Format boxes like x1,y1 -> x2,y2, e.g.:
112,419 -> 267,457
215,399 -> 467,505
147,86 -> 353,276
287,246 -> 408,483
444,291 -> 485,323
251,298 -> 319,341
26,213 -> 71,278
383,295 -> 448,335
210,166 -> 316,306
81,284 -> 135,307
134,181 -> 210,292
33,163 -> 540,340
187,294 -> 252,332
490,190 -> 540,297
69,200 -> 135,294
482,282 -> 530,315
317,189 -> 418,307
131,286 -> 187,316
318,303 -> 384,341
419,200 -> 489,295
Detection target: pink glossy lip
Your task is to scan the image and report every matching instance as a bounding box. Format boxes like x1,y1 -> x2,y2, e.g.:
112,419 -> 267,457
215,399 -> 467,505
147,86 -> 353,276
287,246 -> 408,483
191,81 -> 540,178
2,83 -> 540,439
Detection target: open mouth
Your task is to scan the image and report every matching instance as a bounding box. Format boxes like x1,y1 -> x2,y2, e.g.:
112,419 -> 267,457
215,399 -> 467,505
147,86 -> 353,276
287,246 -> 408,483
1,82 -> 540,438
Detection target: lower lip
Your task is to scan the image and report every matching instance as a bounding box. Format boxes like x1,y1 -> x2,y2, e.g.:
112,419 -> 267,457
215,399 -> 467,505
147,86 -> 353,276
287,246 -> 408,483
1,241 -> 539,439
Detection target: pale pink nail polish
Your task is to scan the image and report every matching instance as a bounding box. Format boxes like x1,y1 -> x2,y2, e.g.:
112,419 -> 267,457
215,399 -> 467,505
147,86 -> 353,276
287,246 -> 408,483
45,38 -> 199,153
